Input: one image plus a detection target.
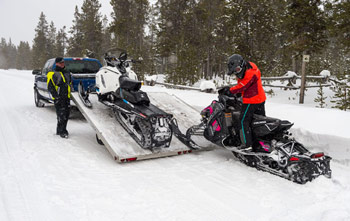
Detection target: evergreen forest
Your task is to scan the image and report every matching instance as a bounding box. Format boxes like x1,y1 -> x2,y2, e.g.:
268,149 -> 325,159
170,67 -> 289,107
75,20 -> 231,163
1,0 -> 350,85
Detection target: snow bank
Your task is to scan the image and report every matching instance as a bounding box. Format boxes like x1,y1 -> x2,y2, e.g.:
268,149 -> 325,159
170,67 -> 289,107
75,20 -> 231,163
199,80 -> 216,91
284,71 -> 297,78
144,74 -> 166,83
320,70 -> 331,77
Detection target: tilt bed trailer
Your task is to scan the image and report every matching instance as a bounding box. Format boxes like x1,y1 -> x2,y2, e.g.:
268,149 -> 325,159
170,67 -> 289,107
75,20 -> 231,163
71,91 -> 213,162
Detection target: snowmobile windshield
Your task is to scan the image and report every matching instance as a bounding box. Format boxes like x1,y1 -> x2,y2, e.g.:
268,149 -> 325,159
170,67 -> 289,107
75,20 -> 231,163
64,60 -> 101,74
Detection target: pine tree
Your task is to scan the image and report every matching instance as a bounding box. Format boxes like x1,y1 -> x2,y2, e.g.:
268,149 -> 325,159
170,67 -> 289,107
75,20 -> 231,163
32,12 -> 49,69
80,0 -> 103,58
0,38 -> 7,69
67,1 -> 104,59
331,76 -> 350,111
16,41 -> 32,70
101,15 -> 112,56
282,0 -> 328,74
47,21 -> 57,59
0,38 -> 18,69
56,27 -> 67,56
155,0 -> 198,84
331,1 -> 350,51
67,6 -> 84,57
6,39 -> 18,69
224,0 -> 287,76
314,85 -> 327,108
194,0 -> 226,81
323,1 -> 350,77
145,5 -> 159,75
110,0 -> 149,76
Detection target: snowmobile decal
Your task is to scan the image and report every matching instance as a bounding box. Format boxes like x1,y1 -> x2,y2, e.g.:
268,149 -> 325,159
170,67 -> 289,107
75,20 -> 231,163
259,141 -> 270,152
211,120 -> 221,132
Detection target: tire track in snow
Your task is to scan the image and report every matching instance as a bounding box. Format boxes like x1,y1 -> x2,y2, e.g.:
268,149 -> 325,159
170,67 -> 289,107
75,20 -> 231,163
0,70 -> 53,221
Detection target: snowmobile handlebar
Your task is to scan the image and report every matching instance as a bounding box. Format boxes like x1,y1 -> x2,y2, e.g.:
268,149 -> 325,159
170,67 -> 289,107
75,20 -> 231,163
218,87 -> 240,99
217,90 -> 242,110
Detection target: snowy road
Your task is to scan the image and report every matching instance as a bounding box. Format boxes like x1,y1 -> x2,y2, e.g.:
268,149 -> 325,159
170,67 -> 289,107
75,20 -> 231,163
0,70 -> 349,221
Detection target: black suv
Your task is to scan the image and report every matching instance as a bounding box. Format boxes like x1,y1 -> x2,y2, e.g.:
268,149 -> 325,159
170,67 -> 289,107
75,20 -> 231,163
32,57 -> 102,107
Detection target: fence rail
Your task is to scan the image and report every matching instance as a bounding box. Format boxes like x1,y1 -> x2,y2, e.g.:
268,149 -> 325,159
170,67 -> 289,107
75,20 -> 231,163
145,80 -> 202,91
145,74 -> 334,93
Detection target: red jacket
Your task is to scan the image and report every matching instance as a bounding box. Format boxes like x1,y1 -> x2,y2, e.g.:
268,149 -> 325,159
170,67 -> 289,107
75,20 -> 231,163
229,62 -> 266,104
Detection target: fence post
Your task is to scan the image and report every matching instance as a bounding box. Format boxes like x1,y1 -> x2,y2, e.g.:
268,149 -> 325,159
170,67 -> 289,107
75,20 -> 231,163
299,54 -> 310,104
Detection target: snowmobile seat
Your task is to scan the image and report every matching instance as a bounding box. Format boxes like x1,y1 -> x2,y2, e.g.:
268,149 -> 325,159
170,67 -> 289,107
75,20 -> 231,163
253,114 -> 280,124
119,88 -> 150,105
253,114 -> 293,129
252,114 -> 293,136
119,76 -> 142,91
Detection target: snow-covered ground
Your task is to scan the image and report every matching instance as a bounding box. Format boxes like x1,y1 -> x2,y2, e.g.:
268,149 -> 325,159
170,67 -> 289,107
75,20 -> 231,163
1,69 -> 350,221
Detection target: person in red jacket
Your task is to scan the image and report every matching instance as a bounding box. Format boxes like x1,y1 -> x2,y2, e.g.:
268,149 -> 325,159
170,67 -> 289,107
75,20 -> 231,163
226,54 -> 266,152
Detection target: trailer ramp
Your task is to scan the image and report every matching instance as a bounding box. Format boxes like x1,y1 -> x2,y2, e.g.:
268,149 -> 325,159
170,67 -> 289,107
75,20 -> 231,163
71,92 -> 212,162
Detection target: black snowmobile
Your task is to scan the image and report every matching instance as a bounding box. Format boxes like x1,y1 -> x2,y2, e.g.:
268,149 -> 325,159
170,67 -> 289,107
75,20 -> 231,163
78,50 -> 173,149
172,89 -> 332,184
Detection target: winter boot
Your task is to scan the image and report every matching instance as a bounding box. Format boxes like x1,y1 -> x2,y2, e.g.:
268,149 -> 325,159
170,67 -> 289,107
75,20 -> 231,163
60,132 -> 69,139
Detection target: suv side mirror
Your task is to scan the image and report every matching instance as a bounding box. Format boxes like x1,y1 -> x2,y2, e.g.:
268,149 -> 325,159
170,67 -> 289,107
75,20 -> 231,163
32,69 -> 42,75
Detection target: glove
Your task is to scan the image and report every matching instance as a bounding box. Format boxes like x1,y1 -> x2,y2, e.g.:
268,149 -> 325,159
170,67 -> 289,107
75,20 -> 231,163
218,86 -> 231,96
54,97 -> 60,104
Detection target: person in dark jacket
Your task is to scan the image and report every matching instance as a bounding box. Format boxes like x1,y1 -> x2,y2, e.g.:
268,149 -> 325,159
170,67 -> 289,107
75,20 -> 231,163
226,54 -> 266,152
47,57 -> 72,138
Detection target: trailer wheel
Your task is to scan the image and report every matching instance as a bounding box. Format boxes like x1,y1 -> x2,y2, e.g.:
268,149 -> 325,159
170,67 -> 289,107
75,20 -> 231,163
96,134 -> 104,145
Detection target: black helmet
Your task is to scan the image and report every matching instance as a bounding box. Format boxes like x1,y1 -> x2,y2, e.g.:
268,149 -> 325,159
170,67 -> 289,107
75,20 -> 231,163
227,54 -> 246,79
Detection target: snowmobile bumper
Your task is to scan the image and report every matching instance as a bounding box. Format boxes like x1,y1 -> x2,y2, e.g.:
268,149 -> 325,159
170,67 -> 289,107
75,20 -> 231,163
286,153 -> 332,184
312,154 -> 332,178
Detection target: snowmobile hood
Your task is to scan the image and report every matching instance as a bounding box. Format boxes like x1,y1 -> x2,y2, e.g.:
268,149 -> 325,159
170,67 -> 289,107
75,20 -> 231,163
103,66 -> 121,74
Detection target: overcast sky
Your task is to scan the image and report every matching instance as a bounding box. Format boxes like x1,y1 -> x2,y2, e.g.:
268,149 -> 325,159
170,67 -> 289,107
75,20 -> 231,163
0,0 -> 114,46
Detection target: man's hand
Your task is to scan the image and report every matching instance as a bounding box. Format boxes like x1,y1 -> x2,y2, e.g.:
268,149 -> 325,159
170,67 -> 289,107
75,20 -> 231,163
54,97 -> 60,104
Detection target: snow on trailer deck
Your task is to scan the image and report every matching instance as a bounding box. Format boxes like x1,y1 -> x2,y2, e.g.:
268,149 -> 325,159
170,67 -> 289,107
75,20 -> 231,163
71,91 -> 211,162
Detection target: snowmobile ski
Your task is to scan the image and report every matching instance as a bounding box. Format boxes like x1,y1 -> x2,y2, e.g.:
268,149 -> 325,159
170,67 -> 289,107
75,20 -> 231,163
78,81 -> 92,108
170,118 -> 201,150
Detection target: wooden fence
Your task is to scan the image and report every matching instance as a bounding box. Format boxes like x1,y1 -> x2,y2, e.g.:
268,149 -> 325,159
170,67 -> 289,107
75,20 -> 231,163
145,74 -> 335,91
144,74 -> 345,104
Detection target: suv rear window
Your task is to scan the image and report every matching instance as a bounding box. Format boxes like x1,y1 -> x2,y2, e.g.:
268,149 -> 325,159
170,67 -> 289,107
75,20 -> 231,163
64,60 -> 101,74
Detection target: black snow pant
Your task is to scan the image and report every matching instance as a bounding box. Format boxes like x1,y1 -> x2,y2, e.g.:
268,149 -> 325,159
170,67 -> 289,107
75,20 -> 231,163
239,102 -> 265,147
54,99 -> 70,135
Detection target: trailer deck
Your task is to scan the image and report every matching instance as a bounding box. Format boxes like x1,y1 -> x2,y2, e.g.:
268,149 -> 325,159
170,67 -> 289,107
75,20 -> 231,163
71,91 -> 212,162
